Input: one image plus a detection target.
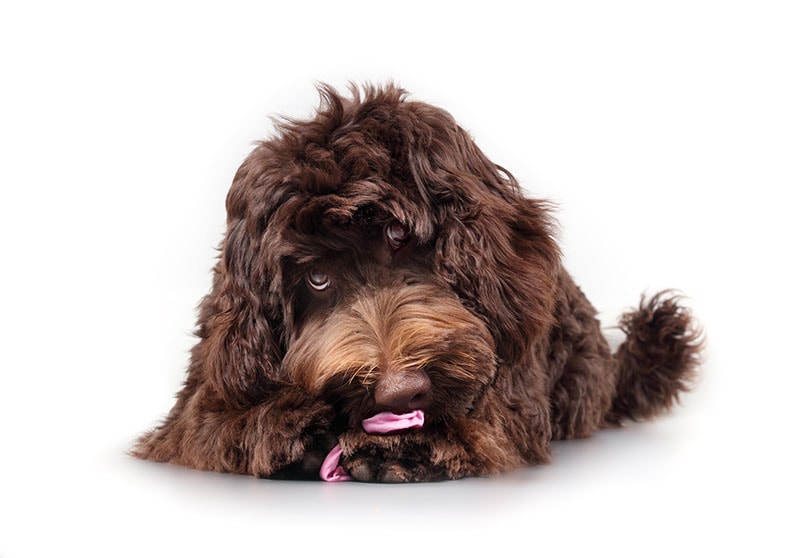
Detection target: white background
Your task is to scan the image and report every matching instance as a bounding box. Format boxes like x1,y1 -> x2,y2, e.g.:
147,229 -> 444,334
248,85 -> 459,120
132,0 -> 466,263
1,1 -> 798,556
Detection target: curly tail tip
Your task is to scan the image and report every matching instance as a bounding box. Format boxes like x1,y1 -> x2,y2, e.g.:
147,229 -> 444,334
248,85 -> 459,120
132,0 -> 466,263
608,291 -> 704,423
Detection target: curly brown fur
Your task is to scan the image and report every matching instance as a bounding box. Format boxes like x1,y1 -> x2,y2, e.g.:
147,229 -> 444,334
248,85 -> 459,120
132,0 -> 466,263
132,83 -> 703,482
606,292 -> 704,424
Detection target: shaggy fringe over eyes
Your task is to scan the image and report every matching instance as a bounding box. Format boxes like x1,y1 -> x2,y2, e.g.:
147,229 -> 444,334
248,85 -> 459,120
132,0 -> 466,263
227,82 -> 562,365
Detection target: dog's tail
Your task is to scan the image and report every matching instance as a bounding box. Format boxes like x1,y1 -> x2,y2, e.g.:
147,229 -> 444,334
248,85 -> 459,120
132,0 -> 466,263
606,292 -> 704,424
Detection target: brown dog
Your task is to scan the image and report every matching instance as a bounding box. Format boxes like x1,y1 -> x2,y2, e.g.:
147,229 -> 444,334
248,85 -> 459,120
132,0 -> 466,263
132,83 -> 702,482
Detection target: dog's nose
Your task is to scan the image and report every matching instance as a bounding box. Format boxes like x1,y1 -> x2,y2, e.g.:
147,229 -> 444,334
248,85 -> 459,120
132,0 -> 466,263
374,369 -> 431,413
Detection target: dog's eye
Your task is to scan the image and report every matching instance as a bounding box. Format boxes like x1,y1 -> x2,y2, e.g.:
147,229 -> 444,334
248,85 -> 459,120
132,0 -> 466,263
307,270 -> 331,291
386,221 -> 410,249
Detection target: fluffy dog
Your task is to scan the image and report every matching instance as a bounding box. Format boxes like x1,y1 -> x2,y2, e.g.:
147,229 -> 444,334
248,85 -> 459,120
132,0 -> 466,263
133,83 -> 702,482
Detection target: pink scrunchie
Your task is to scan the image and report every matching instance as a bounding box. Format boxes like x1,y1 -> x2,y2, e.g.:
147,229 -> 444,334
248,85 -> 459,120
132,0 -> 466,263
319,410 -> 425,482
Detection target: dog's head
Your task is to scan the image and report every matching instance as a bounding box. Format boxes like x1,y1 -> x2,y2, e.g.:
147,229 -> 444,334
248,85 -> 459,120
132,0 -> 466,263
203,84 -> 560,425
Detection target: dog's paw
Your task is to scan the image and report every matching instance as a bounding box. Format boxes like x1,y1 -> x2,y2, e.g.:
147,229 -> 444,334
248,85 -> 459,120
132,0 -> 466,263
338,430 -> 448,483
251,387 -> 339,478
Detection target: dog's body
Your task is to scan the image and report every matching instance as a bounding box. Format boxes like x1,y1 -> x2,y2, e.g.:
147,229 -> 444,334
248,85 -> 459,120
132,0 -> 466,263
133,84 -> 702,482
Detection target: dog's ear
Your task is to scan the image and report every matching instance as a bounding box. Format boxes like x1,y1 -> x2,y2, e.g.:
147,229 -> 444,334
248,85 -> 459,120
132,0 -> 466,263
192,150 -> 289,408
434,192 -> 561,362
406,116 -> 561,362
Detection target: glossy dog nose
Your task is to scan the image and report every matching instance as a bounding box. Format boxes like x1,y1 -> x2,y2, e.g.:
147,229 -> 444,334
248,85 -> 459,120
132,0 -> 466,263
374,369 -> 432,413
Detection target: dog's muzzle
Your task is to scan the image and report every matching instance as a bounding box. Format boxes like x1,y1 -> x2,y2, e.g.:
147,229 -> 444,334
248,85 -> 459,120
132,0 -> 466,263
282,282 -> 496,421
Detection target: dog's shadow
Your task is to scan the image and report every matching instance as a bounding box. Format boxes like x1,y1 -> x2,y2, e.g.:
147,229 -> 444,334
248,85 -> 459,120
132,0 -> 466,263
126,416 -> 687,524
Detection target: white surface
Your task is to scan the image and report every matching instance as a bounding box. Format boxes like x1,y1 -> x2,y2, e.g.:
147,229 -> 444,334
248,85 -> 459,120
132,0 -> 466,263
1,1 -> 798,556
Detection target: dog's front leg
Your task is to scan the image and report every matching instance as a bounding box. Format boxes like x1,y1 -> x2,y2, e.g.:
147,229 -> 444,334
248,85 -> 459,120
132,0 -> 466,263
132,382 -> 337,479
